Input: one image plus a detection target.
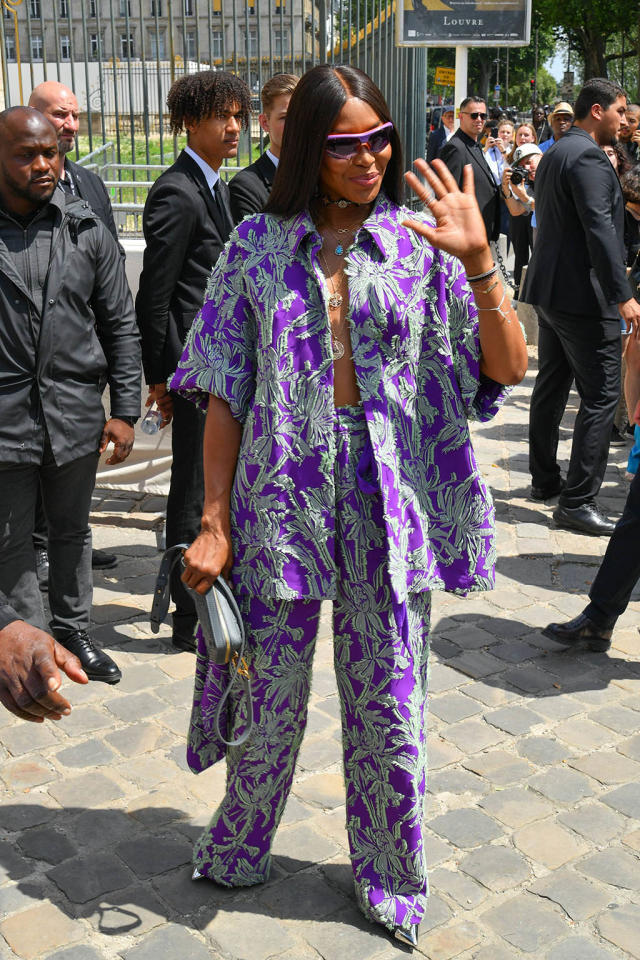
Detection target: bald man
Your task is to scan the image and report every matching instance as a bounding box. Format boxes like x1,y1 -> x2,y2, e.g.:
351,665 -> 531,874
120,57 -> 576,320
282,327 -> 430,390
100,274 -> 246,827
29,81 -> 122,253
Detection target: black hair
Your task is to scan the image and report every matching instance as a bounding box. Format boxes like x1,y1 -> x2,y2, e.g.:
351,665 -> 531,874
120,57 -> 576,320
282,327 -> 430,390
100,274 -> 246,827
166,70 -> 251,134
265,64 -> 403,217
459,95 -> 485,110
574,78 -> 626,121
621,166 -> 640,204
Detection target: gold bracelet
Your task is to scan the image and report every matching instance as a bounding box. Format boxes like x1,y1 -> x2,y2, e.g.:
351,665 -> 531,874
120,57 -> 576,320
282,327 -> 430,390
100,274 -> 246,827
476,291 -> 513,324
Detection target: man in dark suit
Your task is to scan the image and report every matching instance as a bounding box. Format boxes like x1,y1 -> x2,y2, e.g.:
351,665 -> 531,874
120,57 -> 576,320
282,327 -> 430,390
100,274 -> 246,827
28,82 -> 124,578
439,96 -> 500,244
426,106 -> 454,163
136,71 -> 251,651
523,77 -> 640,535
229,73 -> 298,224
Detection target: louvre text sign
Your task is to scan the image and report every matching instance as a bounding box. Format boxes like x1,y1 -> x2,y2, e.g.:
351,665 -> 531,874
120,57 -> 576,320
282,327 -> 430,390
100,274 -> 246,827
397,0 -> 531,47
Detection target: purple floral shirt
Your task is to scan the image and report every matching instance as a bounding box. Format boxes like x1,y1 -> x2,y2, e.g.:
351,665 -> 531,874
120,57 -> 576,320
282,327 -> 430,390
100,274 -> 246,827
170,192 -> 509,601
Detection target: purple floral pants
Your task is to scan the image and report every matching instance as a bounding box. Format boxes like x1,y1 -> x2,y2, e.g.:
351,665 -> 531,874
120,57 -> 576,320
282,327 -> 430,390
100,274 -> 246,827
190,406 -> 432,935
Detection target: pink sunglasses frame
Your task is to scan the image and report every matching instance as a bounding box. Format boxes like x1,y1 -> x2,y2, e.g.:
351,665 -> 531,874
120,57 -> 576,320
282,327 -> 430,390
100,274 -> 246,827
324,122 -> 394,159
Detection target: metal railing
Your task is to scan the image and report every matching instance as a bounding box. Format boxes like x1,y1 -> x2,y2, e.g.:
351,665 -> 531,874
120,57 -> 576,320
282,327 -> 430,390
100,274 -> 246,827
1,0 -> 426,236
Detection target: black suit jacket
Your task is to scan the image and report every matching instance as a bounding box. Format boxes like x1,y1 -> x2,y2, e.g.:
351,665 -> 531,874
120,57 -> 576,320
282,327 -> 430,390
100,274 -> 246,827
229,151 -> 276,224
439,129 -> 500,242
522,126 -> 629,319
135,150 -> 233,384
64,157 -> 123,257
426,126 -> 449,163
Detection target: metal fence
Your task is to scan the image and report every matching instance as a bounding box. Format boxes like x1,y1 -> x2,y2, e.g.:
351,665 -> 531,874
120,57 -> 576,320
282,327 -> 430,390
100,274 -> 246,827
0,0 -> 426,235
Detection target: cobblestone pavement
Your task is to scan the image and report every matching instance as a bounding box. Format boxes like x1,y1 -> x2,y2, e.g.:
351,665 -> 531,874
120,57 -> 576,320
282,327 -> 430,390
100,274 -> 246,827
1,350 -> 639,960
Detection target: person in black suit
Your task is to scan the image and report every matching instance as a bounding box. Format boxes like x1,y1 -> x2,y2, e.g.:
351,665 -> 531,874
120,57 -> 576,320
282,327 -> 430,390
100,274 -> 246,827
28,81 -> 125,579
439,96 -> 500,245
136,71 -> 251,651
523,77 -> 640,535
426,106 -> 454,163
229,73 -> 298,224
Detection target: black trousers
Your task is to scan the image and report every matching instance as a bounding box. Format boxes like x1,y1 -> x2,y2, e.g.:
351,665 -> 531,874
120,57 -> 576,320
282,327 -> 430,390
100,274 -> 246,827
165,390 -> 205,637
586,468 -> 640,627
510,212 -> 533,290
528,307 -> 621,508
0,438 -> 97,638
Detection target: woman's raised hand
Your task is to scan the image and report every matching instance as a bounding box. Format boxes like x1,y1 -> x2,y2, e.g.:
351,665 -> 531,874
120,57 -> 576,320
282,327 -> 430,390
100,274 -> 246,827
403,159 -> 489,262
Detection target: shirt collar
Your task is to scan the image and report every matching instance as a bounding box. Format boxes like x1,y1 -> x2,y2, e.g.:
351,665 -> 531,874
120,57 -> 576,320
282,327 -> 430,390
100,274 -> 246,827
286,191 -> 393,259
184,145 -> 220,192
265,148 -> 279,169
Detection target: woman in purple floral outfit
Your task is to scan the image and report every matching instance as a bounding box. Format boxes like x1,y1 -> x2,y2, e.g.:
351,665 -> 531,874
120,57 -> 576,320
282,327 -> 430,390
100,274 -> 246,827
171,65 -> 527,948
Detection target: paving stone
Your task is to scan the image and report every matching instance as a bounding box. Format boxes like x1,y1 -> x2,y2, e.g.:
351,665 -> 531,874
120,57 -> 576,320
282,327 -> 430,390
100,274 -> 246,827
315,694 -> 341,720
459,845 -> 530,891
208,909 -> 301,959
52,706 -> 112,737
47,771 -> 124,807
81,884 -> 168,937
463,750 -> 533,785
569,750 -> 640,785
514,821 -> 589,869
258,870 -> 348,920
298,736 -> 341,771
490,640 -> 540,663
429,692 -> 482,723
1,757 -> 57,789
592,705 -> 640,736
115,836 -> 192,879
293,773 -> 345,809
618,733 -> 640,760
67,809 -> 141,850
501,664 -> 555,694
55,738 -> 117,769
579,849 -> 640,890
440,624 -> 497,650
273,820 -> 343,873
554,718 -> 615,751
557,803 -> 625,844
597,904 -> 640,958
471,944 -> 517,960
428,768 -> 488,796
442,719 -> 505,754
0,722 -> 59,756
431,867 -> 487,909
46,947 -> 106,960
105,722 -> 165,757
0,794 -> 60,830
624,828 -> 640,852
17,826 -> 78,865
48,852 -> 134,903
531,697 -> 582,721
122,924 -> 213,960
463,680 -> 518,707
545,937 -> 618,960
483,893 -> 568,952
484,705 -> 544,736
117,755 -> 179,790
447,650 -> 505,679
0,880 -> 47,920
429,662 -> 468,693
420,919 -> 482,958
423,833 -> 454,867
0,841 -> 33,882
429,808 -> 503,849
517,736 -> 574,765
0,901 -> 83,959
602,782 -> 640,818
427,738 -> 464,769
105,691 -> 166,722
529,869 -> 611,920
479,787 -> 553,827
529,767 -> 595,804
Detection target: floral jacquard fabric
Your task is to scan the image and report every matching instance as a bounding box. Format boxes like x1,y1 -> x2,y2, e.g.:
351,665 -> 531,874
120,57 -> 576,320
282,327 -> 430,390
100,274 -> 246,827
170,192 -> 508,604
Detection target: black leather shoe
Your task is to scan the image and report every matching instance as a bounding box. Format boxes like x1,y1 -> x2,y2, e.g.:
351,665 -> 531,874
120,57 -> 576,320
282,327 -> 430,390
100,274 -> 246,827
531,478 -> 565,501
610,425 -> 628,446
553,502 -> 615,536
36,548 -> 49,592
172,630 -> 197,653
543,612 -> 613,652
92,549 -> 118,570
59,630 -> 122,683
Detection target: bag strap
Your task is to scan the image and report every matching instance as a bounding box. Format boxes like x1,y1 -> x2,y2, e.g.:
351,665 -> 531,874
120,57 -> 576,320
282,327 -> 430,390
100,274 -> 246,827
150,542 -> 254,749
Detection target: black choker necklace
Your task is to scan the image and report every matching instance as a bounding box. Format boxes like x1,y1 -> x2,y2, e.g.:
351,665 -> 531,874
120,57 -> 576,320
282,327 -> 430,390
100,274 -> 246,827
320,195 -> 364,209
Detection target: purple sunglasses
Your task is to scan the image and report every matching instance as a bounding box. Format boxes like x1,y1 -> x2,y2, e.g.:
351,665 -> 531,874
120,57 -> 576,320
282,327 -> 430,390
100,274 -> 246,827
325,122 -> 394,159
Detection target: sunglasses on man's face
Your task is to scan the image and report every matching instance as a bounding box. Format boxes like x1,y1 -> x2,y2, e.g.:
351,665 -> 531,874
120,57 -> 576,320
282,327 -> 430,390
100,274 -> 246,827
325,122 -> 394,159
462,111 -> 487,120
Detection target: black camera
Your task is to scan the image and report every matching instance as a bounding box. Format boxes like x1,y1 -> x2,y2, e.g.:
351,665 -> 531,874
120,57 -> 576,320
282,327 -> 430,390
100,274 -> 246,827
510,169 -> 529,186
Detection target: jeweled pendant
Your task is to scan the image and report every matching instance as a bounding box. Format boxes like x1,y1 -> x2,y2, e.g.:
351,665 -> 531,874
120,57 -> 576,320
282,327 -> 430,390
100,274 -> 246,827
332,337 -> 345,359
328,292 -> 343,309
335,243 -> 344,255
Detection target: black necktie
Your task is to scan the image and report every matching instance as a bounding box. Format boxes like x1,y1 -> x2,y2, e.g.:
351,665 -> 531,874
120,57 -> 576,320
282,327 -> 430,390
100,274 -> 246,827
213,180 -> 233,235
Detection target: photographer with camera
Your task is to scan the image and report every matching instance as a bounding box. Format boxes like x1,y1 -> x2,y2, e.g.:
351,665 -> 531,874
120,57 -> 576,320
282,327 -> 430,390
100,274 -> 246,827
501,143 -> 542,238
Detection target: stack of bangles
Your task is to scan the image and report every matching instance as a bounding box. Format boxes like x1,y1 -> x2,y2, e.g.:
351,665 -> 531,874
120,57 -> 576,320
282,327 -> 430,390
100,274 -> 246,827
466,262 -> 514,324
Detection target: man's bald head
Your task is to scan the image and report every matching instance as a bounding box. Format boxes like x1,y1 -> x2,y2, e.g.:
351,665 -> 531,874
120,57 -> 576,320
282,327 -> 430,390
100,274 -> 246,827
28,81 -> 79,154
0,107 -> 60,215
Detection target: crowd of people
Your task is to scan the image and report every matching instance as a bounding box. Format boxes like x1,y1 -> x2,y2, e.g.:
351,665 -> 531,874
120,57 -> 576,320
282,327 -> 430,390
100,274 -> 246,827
0,64 -> 638,950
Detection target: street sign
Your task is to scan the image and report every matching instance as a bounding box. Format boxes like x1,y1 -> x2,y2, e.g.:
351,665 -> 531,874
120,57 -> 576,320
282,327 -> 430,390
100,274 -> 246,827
397,0 -> 531,48
435,66 -> 456,86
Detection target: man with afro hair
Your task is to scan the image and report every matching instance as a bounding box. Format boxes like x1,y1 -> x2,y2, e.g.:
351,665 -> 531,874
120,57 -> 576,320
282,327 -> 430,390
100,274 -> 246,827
136,70 -> 250,652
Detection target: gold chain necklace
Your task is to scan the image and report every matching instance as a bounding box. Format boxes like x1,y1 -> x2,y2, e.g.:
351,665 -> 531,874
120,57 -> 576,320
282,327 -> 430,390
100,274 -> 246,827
318,247 -> 347,360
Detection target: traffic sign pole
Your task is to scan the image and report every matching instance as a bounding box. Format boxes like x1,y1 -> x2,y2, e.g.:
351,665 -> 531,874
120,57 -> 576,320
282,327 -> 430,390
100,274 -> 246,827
454,46 -> 468,129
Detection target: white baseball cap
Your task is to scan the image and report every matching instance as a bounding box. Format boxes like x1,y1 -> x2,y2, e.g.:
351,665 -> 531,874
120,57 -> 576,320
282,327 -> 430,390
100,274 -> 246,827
513,143 -> 543,165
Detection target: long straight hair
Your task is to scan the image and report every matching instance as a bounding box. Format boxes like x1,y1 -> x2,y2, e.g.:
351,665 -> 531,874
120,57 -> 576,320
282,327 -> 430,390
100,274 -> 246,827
265,64 -> 404,218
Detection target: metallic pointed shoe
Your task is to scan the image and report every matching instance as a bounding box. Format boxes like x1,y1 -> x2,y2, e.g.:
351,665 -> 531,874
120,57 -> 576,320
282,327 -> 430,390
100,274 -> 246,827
192,867 -> 204,880
394,924 -> 418,948
543,612 -> 613,652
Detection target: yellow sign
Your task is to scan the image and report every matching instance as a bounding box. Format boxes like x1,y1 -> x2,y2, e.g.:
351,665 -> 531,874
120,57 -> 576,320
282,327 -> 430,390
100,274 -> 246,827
434,66 -> 456,86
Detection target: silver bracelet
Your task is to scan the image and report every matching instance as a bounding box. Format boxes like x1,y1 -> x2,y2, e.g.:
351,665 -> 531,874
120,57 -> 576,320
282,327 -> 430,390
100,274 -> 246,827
467,263 -> 497,283
472,278 -> 500,296
476,290 -> 513,324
